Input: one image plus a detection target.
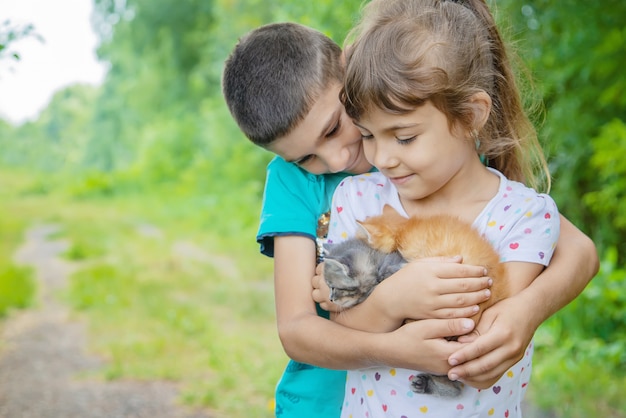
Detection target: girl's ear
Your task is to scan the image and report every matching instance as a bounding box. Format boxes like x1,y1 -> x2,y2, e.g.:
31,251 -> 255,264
470,91 -> 492,130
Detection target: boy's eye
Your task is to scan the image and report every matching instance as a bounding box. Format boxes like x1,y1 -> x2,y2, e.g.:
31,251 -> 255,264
295,154 -> 314,166
326,120 -> 341,137
361,134 -> 374,140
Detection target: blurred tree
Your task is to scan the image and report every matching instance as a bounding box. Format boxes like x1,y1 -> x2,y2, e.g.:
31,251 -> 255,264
82,0 -> 365,188
497,0 -> 626,260
0,19 -> 42,71
84,0 -> 217,174
0,85 -> 97,171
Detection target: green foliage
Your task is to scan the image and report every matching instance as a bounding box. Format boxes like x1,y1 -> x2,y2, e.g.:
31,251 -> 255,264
498,0 -> 626,259
0,19 -> 42,67
539,247 -> 626,360
584,120 -> 626,246
531,247 -> 626,416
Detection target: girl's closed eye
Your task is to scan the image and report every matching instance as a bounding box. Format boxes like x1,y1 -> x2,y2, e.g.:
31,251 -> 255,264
358,128 -> 374,141
396,135 -> 417,145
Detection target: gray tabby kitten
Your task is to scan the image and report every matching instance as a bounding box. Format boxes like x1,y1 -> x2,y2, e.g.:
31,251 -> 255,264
323,238 -> 464,398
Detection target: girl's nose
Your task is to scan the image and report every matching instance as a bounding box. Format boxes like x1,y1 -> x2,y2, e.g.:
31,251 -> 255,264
368,142 -> 397,170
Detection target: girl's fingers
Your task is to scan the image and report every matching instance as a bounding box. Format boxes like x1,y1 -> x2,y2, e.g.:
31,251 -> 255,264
429,305 -> 480,320
438,277 -> 493,294
429,288 -> 491,312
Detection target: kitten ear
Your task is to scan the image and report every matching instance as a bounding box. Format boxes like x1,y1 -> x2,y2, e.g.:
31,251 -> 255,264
382,204 -> 404,222
382,204 -> 395,216
356,221 -> 373,243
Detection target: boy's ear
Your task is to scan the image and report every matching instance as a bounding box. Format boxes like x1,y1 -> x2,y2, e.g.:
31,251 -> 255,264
470,91 -> 492,130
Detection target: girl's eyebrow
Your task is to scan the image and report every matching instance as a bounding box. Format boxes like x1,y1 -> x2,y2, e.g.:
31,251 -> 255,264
354,121 -> 421,133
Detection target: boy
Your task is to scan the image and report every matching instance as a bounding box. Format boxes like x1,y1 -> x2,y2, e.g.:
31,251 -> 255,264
222,22 -> 598,417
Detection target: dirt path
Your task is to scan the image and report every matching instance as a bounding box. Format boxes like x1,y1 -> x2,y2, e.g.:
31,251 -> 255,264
0,225 -> 213,418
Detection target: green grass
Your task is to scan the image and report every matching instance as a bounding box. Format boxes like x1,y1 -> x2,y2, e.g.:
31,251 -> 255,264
0,265 -> 35,316
0,169 -> 283,417
56,194 -> 282,417
0,170 -> 37,317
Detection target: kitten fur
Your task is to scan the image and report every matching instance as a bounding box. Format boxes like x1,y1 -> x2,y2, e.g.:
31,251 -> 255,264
323,204 -> 509,397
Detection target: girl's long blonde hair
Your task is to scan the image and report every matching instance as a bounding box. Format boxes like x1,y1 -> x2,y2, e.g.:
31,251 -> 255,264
342,0 -> 550,191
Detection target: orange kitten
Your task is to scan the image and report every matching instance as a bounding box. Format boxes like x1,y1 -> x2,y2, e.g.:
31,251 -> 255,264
359,204 -> 508,324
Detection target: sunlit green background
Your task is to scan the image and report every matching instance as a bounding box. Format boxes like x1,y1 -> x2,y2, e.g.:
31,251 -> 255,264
1,1 -> 625,417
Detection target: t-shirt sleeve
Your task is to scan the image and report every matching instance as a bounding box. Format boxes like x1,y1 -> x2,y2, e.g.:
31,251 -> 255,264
256,157 -> 323,257
327,178 -> 362,244
327,173 -> 399,244
494,193 -> 560,266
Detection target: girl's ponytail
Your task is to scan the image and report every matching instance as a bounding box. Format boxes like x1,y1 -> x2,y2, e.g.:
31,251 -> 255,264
449,0 -> 549,191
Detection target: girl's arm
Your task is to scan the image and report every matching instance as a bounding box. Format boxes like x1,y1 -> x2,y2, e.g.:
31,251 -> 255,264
447,215 -> 598,387
275,234 -> 477,373
314,177 -> 492,333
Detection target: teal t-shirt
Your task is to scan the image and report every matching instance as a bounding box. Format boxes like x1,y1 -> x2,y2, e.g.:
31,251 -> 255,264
258,156 -> 349,417
257,156 -> 347,257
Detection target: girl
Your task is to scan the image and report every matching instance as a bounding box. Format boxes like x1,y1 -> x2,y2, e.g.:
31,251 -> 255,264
324,0 -> 562,416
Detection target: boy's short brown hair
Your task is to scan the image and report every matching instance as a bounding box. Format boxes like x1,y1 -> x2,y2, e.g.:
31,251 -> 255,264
222,22 -> 344,147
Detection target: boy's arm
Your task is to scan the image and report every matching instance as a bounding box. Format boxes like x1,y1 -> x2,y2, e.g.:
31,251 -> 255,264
447,215 -> 598,386
275,235 -> 476,372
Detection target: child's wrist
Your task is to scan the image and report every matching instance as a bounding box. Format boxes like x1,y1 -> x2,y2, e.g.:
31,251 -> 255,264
370,278 -> 405,323
507,290 -> 545,331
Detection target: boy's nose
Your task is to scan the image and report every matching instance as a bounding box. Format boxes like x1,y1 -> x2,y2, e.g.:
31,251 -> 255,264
322,147 -> 351,173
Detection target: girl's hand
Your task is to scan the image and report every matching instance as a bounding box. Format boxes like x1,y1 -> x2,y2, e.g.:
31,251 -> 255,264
378,257 -> 492,323
312,257 -> 492,334
384,317 -> 476,374
446,296 -> 537,389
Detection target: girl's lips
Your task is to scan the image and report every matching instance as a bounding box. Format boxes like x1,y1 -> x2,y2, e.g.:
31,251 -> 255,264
389,174 -> 414,185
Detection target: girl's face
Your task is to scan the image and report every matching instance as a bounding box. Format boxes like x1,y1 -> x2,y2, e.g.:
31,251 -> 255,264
267,83 -> 372,175
355,101 -> 478,208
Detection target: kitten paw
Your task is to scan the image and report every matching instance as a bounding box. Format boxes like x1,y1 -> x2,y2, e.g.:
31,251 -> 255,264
410,374 -> 430,394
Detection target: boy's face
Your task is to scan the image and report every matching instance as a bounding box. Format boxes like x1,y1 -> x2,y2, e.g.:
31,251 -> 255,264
266,83 -> 372,175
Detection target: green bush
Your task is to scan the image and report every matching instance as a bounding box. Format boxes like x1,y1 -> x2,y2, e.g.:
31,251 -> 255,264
531,247 -> 626,416
0,265 -> 35,317
542,247 -> 626,361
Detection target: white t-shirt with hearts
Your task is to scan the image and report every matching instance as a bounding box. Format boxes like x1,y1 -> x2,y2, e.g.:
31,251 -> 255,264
327,169 -> 560,418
